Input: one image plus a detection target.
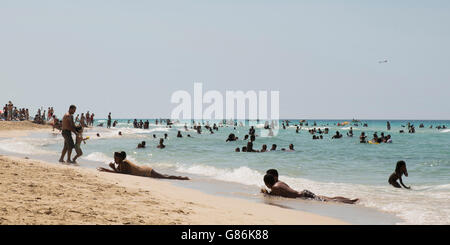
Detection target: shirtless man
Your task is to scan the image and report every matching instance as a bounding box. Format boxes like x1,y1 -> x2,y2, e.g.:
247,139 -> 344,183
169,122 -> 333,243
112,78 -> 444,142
262,169 -> 358,204
58,105 -> 77,163
97,151 -> 189,180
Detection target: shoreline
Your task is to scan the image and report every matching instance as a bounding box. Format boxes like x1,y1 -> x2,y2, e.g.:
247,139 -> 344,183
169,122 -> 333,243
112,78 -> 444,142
0,154 -> 348,225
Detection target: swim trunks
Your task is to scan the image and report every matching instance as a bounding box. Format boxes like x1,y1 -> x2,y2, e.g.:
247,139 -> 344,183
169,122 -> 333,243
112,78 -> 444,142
62,130 -> 75,149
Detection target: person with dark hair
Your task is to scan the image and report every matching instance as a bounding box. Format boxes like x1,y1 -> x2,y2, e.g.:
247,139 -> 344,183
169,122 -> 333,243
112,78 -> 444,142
72,126 -> 88,163
157,138 -> 165,149
59,105 -> 77,163
262,170 -> 359,204
246,141 -> 257,152
97,152 -> 189,180
107,112 -> 112,128
235,147 -> 240,152
226,133 -> 237,142
359,132 -> 367,143
282,144 -> 295,152
260,144 -> 268,152
177,131 -> 183,138
270,144 -> 277,151
137,141 -> 146,149
388,160 -> 410,189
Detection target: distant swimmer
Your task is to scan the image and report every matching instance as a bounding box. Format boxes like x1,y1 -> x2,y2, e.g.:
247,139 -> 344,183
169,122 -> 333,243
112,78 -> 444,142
378,60 -> 388,63
137,141 -> 146,149
97,151 -> 189,180
281,144 -> 295,152
177,131 -> 183,138
260,144 -> 268,152
270,144 -> 277,151
157,138 -> 166,149
262,169 -> 358,204
388,160 -> 411,189
332,131 -> 343,139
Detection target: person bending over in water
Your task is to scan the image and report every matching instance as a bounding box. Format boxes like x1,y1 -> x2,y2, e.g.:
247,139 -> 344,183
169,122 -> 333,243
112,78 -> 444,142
388,160 -> 410,189
97,151 -> 189,180
157,138 -> 165,149
262,169 -> 358,204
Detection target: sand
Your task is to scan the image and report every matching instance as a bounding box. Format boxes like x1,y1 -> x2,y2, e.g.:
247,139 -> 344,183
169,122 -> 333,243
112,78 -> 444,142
0,121 -> 52,137
0,122 -> 348,225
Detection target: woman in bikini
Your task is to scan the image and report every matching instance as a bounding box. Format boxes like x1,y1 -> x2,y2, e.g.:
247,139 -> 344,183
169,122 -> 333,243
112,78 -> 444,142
97,151 -> 189,180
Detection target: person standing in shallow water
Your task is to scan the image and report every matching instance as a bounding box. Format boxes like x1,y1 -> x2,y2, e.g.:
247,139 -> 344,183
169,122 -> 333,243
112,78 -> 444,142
107,112 -> 112,128
59,105 -> 77,163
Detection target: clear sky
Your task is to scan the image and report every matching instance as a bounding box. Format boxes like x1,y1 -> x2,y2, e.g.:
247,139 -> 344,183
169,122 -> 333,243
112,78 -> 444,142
1,0 -> 449,119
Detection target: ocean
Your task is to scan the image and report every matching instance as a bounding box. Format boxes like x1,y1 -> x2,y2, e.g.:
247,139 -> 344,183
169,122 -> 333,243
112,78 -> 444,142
1,119 -> 449,224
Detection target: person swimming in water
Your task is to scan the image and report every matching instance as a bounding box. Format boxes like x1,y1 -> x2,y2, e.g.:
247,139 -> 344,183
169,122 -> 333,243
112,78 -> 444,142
282,144 -> 295,151
97,151 -> 189,180
157,138 -> 165,149
137,141 -> 146,148
388,160 -> 410,189
262,169 -> 358,204
260,144 -> 268,152
270,144 -> 277,151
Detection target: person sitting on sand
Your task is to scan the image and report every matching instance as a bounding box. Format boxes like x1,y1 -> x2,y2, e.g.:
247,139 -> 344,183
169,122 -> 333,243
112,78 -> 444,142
137,141 -> 146,149
388,160 -> 410,189
157,138 -> 165,149
262,169 -> 358,204
97,151 -> 189,180
72,126 -> 88,163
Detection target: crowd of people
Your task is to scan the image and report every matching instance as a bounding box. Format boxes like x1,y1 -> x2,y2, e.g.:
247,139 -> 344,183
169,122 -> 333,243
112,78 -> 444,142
1,101 -> 29,121
31,104 -> 429,205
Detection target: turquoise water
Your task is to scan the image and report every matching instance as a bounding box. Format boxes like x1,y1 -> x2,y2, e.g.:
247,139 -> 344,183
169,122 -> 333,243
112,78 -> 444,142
1,119 -> 449,224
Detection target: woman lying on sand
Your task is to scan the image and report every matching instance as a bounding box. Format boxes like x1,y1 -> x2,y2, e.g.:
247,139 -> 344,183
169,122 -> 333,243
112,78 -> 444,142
97,151 -> 189,180
262,169 -> 358,204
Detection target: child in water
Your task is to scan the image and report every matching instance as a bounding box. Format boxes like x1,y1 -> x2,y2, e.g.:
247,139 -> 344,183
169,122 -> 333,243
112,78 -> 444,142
388,160 -> 411,189
72,126 -> 89,163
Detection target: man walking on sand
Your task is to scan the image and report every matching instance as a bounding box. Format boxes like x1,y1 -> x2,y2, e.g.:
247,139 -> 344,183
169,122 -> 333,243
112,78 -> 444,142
59,105 -> 77,163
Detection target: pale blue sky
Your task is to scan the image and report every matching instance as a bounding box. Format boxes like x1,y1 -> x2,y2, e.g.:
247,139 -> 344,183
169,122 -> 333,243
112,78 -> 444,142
1,0 -> 449,119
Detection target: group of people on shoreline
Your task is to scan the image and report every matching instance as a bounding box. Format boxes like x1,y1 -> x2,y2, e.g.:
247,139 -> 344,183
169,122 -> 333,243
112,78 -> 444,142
1,101 -> 29,121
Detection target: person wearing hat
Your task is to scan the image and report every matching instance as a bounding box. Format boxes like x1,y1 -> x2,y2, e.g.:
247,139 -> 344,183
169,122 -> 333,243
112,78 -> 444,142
97,151 -> 189,180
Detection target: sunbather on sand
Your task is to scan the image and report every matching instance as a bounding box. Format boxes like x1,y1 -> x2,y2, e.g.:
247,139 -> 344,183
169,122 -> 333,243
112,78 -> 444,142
97,151 -> 189,180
